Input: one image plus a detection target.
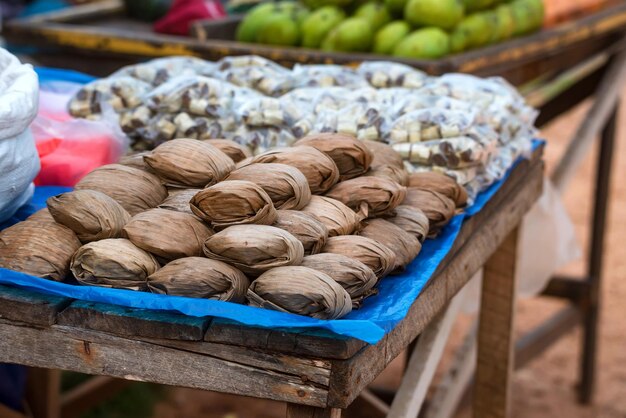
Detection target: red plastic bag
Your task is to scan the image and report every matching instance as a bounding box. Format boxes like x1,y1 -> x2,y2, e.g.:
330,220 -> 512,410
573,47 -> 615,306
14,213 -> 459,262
154,0 -> 226,36
33,80 -> 129,187
31,116 -> 128,187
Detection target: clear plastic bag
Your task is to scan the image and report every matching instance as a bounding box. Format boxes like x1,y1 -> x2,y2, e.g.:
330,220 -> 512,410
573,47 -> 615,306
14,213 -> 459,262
68,77 -> 152,118
386,108 -> 477,144
217,55 -> 294,96
357,62 -> 429,88
312,102 -> 387,141
31,114 -> 129,186
225,125 -> 296,155
110,56 -> 217,86
235,96 -> 308,129
392,136 -> 492,169
292,64 -> 370,88
145,76 -> 249,118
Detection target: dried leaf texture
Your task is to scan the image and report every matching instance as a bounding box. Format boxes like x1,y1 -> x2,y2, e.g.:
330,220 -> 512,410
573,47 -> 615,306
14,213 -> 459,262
158,188 -> 202,215
363,164 -> 409,186
301,195 -> 361,237
203,225 -> 304,276
248,146 -> 339,194
118,151 -> 153,172
386,205 -> 430,243
75,164 -> 167,215
248,266 -> 352,319
123,208 -> 213,260
203,139 -> 252,163
300,253 -> 377,306
359,219 -> 422,272
144,138 -> 235,187
273,210 -> 328,255
408,172 -> 468,207
0,218 -> 81,281
226,163 -> 311,210
363,140 -> 404,169
326,176 -> 406,218
147,257 -> 249,303
47,190 -> 131,243
403,188 -> 456,234
294,133 -> 372,180
190,180 -> 277,230
322,235 -> 396,278
70,238 -> 160,289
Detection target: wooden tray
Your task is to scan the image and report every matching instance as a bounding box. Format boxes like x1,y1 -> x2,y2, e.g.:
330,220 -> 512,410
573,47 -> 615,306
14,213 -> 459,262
6,0 -> 626,84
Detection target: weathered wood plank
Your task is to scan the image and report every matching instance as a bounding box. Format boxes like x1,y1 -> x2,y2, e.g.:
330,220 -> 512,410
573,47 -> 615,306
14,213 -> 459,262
57,300 -> 210,341
286,405 -> 341,418
139,337 -> 331,387
327,158 -> 543,408
205,319 -> 366,360
0,285 -> 70,327
0,403 -> 27,418
473,228 -> 519,418
0,321 -> 329,407
61,377 -> 132,418
387,286 -> 466,418
26,368 -> 61,418
552,41 -> 626,192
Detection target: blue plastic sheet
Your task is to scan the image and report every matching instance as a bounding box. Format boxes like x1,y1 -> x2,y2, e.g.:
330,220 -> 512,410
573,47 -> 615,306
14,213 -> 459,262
0,148 -> 537,345
0,66 -> 541,344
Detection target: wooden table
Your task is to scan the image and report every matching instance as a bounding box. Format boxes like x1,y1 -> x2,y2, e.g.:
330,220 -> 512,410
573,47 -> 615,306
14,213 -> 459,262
0,146 -> 544,418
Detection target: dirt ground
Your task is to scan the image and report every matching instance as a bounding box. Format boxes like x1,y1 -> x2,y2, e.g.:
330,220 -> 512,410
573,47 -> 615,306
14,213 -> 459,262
151,94 -> 626,418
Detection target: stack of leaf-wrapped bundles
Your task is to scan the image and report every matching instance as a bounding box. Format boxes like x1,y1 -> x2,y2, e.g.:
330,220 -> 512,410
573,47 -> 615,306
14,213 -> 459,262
0,134 -> 467,320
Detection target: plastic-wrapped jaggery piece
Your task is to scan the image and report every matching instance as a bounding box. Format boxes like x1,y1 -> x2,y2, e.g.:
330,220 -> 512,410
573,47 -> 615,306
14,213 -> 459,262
111,56 -> 217,86
292,64 -> 370,89
392,136 -> 490,169
68,77 -> 151,118
357,61 -> 429,88
145,76 -> 246,118
387,108 -> 477,144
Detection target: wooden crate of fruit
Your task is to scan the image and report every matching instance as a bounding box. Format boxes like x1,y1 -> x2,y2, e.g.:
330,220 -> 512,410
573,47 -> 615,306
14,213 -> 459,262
5,0 -> 626,84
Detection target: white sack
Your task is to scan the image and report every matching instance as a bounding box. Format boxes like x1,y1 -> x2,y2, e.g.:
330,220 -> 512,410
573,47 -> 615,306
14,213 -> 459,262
0,48 -> 40,223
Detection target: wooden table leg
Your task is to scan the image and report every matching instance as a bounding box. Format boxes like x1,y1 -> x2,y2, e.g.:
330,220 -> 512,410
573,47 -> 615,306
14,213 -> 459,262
25,368 -> 61,418
473,228 -> 519,418
286,404 -> 342,418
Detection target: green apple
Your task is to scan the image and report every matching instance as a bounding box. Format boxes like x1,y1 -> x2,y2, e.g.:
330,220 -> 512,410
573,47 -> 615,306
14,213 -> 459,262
256,13 -> 301,46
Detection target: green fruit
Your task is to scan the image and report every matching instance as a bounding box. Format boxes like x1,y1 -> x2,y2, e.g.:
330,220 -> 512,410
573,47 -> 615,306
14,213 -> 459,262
295,8 -> 312,25
256,13 -> 300,46
321,17 -> 374,52
510,0 -> 543,35
236,3 -> 277,42
301,0 -> 353,10
385,0 -> 408,17
449,29 -> 468,53
404,0 -> 464,30
373,20 -> 411,55
451,13 -> 491,50
393,27 -> 450,59
493,5 -> 516,41
354,2 -> 393,31
462,0 -> 498,12
301,6 -> 346,48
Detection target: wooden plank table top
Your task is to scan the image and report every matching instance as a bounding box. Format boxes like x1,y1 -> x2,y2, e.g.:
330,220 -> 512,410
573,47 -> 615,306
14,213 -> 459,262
0,146 -> 544,417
